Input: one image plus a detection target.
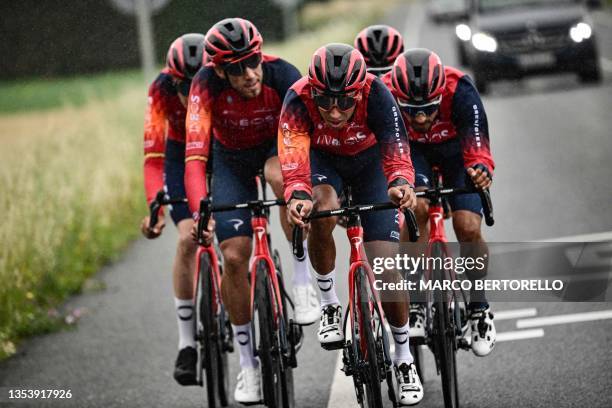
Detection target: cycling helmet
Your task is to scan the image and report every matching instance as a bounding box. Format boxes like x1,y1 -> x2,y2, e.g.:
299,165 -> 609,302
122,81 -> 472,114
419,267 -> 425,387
391,48 -> 446,103
166,33 -> 206,80
354,25 -> 404,70
308,43 -> 367,94
205,18 -> 263,66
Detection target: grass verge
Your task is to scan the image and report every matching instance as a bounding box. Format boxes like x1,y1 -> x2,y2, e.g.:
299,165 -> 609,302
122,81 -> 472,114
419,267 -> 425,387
0,0 -> 395,360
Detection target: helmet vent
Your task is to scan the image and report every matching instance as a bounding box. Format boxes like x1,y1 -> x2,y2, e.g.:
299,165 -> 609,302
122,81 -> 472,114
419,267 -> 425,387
413,66 -> 422,78
334,55 -> 343,67
188,45 -> 197,57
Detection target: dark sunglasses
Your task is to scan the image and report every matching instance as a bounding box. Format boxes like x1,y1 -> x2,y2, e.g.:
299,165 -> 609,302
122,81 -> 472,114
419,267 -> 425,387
397,96 -> 441,117
223,53 -> 262,76
177,80 -> 191,96
312,90 -> 359,112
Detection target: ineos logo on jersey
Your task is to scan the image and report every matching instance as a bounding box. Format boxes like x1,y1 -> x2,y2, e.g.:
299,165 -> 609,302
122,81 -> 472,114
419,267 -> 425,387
313,174 -> 327,182
345,132 -> 367,145
228,218 -> 244,231
316,134 -> 340,146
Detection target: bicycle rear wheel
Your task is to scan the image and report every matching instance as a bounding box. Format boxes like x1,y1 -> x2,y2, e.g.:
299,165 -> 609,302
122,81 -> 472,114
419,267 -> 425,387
355,267 -> 384,408
255,260 -> 283,408
196,252 -> 229,408
431,244 -> 459,408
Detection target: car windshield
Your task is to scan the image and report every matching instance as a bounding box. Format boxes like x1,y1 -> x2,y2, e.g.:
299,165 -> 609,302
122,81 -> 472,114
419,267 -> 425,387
479,0 -> 579,13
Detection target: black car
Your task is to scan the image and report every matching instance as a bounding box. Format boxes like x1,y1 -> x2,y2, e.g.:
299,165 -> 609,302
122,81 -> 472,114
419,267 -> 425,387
457,0 -> 603,93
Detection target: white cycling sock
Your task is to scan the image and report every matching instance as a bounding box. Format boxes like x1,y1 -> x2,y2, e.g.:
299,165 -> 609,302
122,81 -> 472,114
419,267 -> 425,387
390,321 -> 414,365
232,323 -> 258,369
175,297 -> 196,350
291,240 -> 312,287
313,269 -> 340,308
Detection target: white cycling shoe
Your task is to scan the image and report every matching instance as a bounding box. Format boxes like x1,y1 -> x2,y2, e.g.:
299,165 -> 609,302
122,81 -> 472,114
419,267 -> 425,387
469,306 -> 496,357
234,367 -> 262,405
292,284 -> 320,325
395,362 -> 424,406
318,304 -> 344,350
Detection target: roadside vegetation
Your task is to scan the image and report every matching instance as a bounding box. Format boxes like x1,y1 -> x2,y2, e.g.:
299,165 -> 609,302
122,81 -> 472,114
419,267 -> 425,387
0,0 -> 395,360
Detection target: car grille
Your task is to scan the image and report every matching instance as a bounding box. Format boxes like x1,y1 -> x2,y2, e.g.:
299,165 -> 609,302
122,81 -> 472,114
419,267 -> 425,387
497,27 -> 570,54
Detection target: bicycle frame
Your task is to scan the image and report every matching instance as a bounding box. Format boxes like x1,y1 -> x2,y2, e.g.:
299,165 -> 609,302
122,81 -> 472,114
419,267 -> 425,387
194,245 -> 223,315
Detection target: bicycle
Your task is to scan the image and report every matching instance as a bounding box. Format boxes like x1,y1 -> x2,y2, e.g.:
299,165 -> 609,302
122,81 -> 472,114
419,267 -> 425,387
407,168 -> 494,408
149,190 -> 233,408
198,180 -> 302,408
292,187 -> 419,408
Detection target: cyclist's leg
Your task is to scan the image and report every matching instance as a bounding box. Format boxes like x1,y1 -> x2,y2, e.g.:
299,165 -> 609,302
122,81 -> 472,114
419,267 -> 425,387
309,149 -> 344,346
441,139 -> 495,356
211,141 -> 263,402
264,147 -> 319,324
164,139 -> 199,385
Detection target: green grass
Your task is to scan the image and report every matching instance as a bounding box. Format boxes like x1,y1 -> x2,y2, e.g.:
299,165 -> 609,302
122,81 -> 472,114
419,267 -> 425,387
0,70 -> 143,113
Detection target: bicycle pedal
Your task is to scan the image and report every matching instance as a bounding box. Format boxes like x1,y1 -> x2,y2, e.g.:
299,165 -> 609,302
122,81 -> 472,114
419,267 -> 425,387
321,340 -> 345,351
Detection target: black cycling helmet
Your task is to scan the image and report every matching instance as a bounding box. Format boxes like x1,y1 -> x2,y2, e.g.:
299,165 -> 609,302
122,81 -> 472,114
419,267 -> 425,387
204,18 -> 263,66
308,43 -> 367,95
354,25 -> 404,73
166,33 -> 206,80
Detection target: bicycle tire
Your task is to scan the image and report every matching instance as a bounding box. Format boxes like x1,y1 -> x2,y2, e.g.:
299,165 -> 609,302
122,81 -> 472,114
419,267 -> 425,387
196,252 -> 228,408
355,267 -> 384,408
255,260 -> 282,408
431,244 -> 459,408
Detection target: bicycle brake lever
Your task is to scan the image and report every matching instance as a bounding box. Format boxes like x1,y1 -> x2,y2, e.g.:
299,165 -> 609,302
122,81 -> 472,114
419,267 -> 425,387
402,208 -> 420,242
292,204 -> 305,261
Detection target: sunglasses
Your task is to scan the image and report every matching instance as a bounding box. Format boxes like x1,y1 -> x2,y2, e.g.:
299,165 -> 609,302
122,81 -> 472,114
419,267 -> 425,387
397,96 -> 442,117
312,90 -> 359,112
223,53 -> 262,76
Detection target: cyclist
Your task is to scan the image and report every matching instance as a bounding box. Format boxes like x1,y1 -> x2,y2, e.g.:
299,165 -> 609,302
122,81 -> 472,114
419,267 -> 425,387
280,43 -> 424,406
385,48 -> 496,356
140,33 -> 207,385
354,24 -> 404,77
184,18 -> 319,404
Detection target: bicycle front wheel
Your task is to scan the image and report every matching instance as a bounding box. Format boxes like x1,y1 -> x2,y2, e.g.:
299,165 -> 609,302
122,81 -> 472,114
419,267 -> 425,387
255,260 -> 283,408
431,244 -> 459,408
196,252 -> 228,408
355,267 -> 384,408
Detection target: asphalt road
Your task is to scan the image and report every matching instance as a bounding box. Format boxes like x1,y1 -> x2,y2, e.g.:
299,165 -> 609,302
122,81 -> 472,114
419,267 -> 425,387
2,1 -> 612,407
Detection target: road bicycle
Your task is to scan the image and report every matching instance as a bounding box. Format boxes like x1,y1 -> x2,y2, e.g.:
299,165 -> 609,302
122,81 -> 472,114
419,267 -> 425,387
292,187 -> 419,408
198,176 -> 302,408
407,168 -> 494,408
149,190 -> 232,408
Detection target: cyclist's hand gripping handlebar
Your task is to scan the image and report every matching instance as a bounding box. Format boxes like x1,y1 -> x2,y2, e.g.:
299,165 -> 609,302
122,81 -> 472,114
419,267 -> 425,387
148,190 -> 167,230
292,204 -> 305,261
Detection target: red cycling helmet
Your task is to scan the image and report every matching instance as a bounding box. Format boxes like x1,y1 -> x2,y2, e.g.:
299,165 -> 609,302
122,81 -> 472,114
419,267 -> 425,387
166,33 -> 206,80
354,25 -> 404,72
204,18 -> 263,66
308,43 -> 367,95
391,48 -> 446,103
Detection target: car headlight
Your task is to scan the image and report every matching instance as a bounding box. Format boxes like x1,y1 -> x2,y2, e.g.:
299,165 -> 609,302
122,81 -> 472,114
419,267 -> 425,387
569,22 -> 592,43
455,24 -> 472,42
472,32 -> 498,52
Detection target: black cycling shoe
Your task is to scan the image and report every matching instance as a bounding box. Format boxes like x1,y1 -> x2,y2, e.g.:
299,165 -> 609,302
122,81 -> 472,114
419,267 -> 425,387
173,346 -> 198,386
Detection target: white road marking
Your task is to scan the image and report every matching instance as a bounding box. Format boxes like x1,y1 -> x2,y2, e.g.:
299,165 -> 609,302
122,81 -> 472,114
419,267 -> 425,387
537,230 -> 612,243
496,328 -> 545,342
516,310 -> 612,329
494,308 -> 538,321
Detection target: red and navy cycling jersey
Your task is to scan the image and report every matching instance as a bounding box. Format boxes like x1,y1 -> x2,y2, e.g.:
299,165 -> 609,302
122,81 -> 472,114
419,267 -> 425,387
278,74 -> 414,202
143,69 -> 186,204
382,66 -> 495,173
184,54 -> 301,212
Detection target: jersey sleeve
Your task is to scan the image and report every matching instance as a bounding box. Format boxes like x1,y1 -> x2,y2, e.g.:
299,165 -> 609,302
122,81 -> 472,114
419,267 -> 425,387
184,70 -> 213,215
366,78 -> 415,186
270,59 -> 302,100
451,76 -> 495,174
278,89 -> 314,202
143,77 -> 168,205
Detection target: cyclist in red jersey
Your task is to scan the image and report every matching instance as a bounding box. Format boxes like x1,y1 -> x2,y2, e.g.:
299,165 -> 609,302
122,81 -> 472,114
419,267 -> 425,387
385,48 -> 496,357
184,18 -> 319,403
354,24 -> 404,78
281,43 -> 424,406
140,33 -> 208,386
